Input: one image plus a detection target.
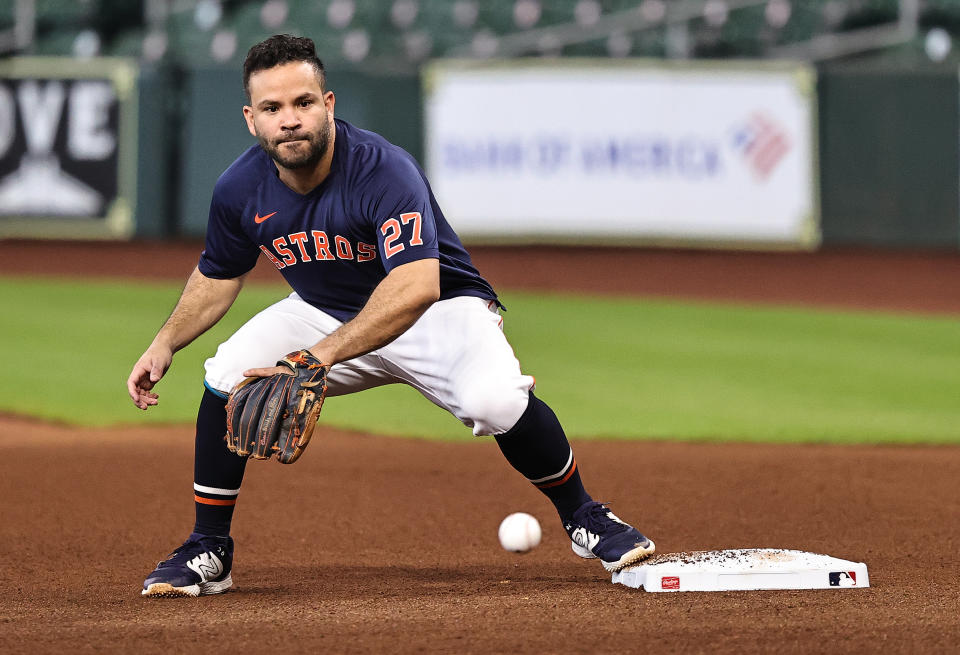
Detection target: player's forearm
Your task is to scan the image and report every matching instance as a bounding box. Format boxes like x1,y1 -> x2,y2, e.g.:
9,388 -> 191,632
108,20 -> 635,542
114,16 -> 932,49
311,289 -> 435,365
153,267 -> 246,353
308,259 -> 440,365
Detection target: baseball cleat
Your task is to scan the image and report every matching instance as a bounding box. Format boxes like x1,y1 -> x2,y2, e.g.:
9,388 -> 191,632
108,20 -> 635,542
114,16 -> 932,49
564,501 -> 655,572
141,532 -> 234,598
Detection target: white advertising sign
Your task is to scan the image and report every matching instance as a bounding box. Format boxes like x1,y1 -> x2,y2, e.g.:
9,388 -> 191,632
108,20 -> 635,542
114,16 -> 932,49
425,62 -> 818,246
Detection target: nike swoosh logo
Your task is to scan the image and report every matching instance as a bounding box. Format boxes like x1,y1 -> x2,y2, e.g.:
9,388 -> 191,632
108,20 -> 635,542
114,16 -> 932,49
255,211 -> 277,224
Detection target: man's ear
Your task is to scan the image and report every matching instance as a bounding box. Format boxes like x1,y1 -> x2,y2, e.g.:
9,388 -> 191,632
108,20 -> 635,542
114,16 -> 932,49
242,106 -> 256,137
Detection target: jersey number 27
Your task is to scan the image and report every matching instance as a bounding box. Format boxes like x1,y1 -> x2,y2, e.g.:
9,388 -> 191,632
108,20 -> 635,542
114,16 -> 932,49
381,212 -> 423,258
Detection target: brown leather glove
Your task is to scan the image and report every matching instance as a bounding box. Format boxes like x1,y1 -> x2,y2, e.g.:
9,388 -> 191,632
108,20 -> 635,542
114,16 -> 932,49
225,350 -> 328,464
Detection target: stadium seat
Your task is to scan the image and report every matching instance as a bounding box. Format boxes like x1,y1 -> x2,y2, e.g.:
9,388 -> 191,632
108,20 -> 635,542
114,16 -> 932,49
32,29 -> 86,56
35,0 -> 96,32
0,3 -> 15,33
474,1 -> 519,36
921,0 -> 960,33
163,6 -> 221,66
282,1 -> 329,35
417,1 -> 478,56
108,28 -> 148,58
20,0 -> 948,68
228,1 -> 275,49
775,2 -> 826,47
631,27 -> 668,57
718,5 -> 768,57
838,0 -> 900,31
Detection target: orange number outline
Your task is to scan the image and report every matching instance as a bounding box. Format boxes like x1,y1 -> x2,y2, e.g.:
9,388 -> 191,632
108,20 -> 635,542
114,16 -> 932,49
381,218 -> 404,258
400,212 -> 423,246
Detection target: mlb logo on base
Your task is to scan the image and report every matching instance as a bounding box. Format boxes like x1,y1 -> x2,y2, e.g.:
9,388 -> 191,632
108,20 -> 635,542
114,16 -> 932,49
828,571 -> 858,587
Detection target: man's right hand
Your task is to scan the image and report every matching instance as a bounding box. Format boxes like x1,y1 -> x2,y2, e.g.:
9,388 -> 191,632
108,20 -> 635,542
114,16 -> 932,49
127,344 -> 173,410
124,267 -> 247,411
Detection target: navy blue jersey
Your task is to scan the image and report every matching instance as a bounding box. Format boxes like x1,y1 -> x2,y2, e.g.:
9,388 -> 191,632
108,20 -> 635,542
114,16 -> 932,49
198,119 -> 497,321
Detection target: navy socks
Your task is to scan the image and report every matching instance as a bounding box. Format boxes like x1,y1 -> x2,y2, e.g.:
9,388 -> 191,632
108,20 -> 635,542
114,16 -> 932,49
494,393 -> 592,520
191,388 -> 589,532
192,388 -> 247,537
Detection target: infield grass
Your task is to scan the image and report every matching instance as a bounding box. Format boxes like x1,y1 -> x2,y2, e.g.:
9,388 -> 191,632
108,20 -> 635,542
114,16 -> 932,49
2,276 -> 958,444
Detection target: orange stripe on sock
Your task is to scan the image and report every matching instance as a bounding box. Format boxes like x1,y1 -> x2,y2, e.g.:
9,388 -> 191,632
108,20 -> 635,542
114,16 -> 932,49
536,459 -> 578,489
194,494 -> 236,506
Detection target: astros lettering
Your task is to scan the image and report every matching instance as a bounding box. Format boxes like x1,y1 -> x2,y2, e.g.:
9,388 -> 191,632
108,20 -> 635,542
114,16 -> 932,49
259,229 -> 377,269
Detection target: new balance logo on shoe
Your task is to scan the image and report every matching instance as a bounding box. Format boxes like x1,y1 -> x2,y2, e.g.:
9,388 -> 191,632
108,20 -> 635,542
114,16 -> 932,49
567,525 -> 600,552
185,552 -> 224,580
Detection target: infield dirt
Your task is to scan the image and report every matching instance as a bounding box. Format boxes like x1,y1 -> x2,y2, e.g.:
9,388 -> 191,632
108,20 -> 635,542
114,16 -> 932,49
1,241 -> 958,654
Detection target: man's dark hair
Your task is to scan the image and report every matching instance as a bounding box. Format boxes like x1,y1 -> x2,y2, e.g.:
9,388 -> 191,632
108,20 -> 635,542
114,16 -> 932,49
243,34 -> 326,99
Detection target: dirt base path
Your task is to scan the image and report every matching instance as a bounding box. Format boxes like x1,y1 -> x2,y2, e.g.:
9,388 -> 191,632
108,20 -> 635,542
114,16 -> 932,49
1,417 -> 957,654
2,240 -> 959,653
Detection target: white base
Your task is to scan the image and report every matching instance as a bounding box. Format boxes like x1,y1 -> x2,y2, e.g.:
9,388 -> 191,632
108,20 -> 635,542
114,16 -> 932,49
612,549 -> 869,592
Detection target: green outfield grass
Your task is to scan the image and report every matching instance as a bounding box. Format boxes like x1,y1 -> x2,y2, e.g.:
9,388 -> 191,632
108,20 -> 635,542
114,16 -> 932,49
2,276 -> 958,444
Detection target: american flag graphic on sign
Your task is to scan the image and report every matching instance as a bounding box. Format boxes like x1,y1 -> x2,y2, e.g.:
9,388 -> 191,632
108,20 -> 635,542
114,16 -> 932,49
731,112 -> 791,181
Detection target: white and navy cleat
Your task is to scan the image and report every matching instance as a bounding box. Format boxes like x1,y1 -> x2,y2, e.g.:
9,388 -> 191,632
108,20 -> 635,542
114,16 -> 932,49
564,501 -> 655,572
141,532 -> 234,598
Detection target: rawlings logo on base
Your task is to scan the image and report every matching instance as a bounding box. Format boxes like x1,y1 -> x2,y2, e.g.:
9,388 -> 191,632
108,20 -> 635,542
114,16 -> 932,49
661,576 -> 680,590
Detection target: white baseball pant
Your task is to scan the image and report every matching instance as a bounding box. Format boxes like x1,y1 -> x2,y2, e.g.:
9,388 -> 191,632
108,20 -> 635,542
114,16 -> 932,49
203,294 -> 535,436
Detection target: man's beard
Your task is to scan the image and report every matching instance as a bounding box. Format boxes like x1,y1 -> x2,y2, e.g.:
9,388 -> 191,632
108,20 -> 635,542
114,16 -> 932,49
258,118 -> 331,170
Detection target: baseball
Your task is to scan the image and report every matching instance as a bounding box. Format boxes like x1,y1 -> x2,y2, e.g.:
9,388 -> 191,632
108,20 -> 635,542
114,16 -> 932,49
498,512 -> 542,553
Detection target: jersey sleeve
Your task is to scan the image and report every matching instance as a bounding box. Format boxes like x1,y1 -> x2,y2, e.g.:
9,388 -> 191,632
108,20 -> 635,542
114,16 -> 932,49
361,149 -> 440,271
197,175 -> 261,279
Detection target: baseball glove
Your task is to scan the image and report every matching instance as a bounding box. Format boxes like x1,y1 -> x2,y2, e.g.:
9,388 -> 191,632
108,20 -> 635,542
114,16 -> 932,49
224,350 -> 328,464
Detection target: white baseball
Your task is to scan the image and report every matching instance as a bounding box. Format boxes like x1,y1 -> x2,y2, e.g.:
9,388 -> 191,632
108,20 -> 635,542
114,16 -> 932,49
498,512 -> 542,553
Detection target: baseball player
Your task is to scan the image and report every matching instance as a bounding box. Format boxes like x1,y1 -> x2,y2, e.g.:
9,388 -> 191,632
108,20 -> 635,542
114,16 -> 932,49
127,34 -> 654,598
